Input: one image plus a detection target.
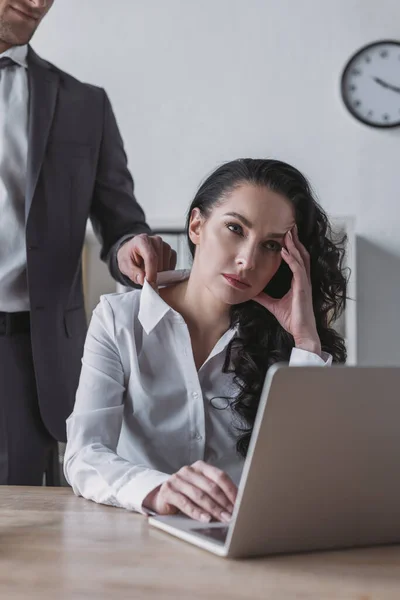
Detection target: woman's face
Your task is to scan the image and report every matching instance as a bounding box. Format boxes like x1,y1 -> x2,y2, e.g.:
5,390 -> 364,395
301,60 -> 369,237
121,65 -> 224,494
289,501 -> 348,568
189,183 -> 296,305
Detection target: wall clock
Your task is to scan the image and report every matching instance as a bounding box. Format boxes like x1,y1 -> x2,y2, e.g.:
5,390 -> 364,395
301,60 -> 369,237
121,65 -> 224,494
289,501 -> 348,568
341,40 -> 400,128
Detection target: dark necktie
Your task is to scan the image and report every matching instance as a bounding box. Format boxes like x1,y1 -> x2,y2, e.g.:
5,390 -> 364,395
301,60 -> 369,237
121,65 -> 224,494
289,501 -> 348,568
0,57 -> 17,69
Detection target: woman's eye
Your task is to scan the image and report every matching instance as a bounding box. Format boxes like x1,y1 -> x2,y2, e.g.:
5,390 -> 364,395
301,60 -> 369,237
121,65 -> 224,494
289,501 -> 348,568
263,241 -> 282,252
226,223 -> 243,235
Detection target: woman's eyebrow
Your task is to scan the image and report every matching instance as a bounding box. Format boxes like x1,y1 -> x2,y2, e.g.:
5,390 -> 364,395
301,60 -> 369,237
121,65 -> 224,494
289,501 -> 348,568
224,212 -> 288,238
224,211 -> 253,228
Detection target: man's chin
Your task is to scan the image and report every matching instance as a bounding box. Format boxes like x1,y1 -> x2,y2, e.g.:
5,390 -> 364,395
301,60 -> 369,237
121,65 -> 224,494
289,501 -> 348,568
0,19 -> 38,47
5,35 -> 32,46
9,28 -> 36,44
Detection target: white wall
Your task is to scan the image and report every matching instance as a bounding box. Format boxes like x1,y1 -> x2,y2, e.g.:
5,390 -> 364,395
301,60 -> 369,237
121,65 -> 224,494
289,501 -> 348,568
32,0 -> 400,365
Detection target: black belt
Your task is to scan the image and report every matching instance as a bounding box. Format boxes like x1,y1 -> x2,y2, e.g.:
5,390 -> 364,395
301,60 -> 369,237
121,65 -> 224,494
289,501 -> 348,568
0,311 -> 30,335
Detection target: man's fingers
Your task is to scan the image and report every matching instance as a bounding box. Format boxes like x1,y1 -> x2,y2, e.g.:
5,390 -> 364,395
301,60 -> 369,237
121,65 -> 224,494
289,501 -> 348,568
161,242 -> 177,271
129,267 -> 145,286
169,248 -> 177,270
117,234 -> 178,284
161,241 -> 172,271
134,236 -> 159,284
152,235 -> 165,265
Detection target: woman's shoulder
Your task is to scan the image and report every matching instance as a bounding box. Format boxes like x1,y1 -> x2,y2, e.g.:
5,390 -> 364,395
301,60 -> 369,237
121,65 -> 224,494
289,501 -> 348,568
92,289 -> 143,330
98,289 -> 141,310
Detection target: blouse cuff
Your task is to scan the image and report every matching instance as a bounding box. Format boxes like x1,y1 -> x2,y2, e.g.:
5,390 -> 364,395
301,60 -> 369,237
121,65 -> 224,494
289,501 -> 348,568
289,347 -> 332,366
116,469 -> 171,514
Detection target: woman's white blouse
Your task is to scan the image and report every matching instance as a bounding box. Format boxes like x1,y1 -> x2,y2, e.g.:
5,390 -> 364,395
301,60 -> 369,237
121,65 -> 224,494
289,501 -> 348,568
64,271 -> 332,513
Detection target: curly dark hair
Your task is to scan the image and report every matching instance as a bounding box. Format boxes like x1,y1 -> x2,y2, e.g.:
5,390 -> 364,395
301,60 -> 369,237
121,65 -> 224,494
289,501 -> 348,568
185,159 -> 348,458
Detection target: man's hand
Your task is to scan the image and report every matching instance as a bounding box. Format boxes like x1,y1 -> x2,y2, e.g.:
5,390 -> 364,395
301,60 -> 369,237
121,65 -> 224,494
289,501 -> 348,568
117,234 -> 177,286
143,461 -> 237,523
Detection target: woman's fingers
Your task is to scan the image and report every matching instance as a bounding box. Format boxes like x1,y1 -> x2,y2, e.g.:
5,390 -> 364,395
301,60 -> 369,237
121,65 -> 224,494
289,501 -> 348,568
155,461 -> 238,523
292,225 -> 311,281
191,461 -> 238,506
283,230 -> 309,285
281,245 -> 302,277
285,229 -> 303,265
159,480 -> 213,523
253,291 -> 279,312
179,466 -> 234,511
172,472 -> 232,522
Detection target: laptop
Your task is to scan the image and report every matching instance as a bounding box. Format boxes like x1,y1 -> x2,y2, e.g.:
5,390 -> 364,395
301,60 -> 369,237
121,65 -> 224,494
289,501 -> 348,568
149,365 -> 400,558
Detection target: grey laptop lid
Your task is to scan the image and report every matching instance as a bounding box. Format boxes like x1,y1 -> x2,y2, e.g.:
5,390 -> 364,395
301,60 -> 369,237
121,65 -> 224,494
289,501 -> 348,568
225,365 -> 400,558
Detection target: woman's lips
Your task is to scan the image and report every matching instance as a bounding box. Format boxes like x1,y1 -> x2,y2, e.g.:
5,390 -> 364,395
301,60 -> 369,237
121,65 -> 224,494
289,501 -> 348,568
222,274 -> 250,290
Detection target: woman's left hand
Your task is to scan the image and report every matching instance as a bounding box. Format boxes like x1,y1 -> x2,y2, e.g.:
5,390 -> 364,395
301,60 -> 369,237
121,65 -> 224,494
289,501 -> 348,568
253,225 -> 322,356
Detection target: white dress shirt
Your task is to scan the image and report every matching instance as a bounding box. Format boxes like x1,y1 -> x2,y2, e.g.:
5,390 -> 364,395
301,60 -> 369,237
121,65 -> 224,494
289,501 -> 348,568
64,270 -> 332,513
0,44 -> 29,311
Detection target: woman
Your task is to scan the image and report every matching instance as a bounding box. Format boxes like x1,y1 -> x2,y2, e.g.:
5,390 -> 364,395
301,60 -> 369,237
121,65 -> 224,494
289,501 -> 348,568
64,159 -> 347,524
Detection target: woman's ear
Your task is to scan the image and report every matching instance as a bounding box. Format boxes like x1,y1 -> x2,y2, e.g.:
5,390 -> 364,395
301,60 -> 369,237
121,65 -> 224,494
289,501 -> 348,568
188,208 -> 203,246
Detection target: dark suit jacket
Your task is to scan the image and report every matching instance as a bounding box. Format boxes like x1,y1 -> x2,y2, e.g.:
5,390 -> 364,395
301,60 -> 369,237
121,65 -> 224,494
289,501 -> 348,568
25,47 -> 150,441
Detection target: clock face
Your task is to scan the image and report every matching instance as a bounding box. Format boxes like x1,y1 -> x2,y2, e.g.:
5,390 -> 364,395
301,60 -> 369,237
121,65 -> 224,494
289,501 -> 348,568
341,40 -> 400,128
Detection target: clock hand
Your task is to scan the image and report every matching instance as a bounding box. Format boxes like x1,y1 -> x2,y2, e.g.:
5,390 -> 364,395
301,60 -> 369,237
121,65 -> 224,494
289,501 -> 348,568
373,76 -> 400,94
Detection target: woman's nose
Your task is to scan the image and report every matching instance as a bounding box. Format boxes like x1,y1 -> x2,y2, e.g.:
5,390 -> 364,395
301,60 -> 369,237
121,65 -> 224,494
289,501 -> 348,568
235,245 -> 257,271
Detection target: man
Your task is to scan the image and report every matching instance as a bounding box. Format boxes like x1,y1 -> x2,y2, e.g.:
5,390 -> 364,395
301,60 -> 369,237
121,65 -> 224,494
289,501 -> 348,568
0,0 -> 176,485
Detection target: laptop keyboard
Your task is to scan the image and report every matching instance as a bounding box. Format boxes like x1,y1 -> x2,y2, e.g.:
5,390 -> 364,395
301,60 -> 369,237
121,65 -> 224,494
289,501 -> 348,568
191,526 -> 229,544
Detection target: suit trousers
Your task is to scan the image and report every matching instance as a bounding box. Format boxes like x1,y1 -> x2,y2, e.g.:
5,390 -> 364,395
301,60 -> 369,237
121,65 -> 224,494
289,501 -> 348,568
0,328 -> 57,485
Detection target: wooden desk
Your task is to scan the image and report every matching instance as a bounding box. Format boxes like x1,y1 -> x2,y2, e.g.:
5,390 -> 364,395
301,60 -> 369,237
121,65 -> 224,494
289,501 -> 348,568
1,487 -> 399,599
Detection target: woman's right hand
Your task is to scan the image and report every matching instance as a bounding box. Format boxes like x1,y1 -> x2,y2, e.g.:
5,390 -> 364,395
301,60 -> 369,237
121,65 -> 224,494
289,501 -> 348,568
143,460 -> 237,523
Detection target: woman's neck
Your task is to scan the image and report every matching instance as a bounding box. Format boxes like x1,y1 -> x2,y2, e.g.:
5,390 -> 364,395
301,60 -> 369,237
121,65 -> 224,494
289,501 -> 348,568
159,271 -> 231,369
